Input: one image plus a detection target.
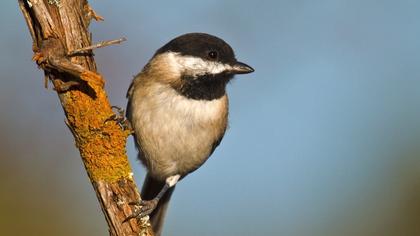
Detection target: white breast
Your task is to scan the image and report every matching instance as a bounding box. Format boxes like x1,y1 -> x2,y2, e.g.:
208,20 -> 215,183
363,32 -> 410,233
129,83 -> 228,179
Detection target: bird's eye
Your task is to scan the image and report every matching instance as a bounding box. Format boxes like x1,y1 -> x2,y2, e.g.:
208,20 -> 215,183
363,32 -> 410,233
208,51 -> 218,59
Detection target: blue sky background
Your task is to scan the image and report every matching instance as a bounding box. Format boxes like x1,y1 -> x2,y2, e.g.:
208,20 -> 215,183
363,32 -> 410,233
1,1 -> 420,235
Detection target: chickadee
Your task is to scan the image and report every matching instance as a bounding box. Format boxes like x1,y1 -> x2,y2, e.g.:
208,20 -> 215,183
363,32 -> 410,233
125,33 -> 254,235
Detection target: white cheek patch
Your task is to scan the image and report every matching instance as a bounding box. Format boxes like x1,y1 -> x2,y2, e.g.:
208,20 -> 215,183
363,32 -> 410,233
166,52 -> 233,77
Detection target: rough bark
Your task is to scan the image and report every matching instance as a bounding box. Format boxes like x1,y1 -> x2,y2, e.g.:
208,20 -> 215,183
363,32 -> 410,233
18,0 -> 153,235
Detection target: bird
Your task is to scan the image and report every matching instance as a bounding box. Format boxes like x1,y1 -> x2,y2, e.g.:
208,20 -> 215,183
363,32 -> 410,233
125,32 -> 254,235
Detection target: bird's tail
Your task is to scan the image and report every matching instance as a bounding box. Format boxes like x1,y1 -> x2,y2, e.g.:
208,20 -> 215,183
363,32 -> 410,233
141,173 -> 175,236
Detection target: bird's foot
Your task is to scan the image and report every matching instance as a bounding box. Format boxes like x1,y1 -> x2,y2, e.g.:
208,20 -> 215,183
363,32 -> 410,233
105,106 -> 133,133
123,199 -> 159,223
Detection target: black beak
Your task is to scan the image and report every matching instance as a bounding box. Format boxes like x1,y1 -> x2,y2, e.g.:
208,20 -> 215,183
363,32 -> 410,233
230,61 -> 254,74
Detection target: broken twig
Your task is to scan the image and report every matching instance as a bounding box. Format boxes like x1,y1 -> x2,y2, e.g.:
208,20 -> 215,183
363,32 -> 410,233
67,37 -> 127,56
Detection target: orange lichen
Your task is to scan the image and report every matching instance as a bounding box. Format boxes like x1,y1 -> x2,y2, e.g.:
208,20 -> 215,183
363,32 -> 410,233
61,82 -> 132,182
80,70 -> 105,88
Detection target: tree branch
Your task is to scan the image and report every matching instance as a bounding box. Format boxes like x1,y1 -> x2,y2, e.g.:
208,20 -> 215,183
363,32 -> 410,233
18,0 -> 153,235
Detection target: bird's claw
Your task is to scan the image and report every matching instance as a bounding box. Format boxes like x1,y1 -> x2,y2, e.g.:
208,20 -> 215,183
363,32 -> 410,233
105,106 -> 133,133
123,199 -> 159,223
